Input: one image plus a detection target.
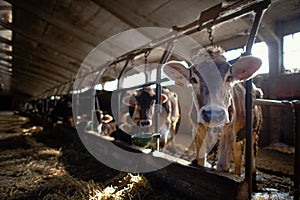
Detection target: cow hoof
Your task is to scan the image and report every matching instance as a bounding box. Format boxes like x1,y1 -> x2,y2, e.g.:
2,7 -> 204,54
190,159 -> 200,167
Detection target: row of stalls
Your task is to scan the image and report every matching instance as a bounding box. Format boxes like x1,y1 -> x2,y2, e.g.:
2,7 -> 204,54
7,0 -> 299,199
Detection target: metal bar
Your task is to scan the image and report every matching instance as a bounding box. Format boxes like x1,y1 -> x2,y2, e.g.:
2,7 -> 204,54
82,0 -> 272,82
255,98 -> 294,107
293,100 -> 300,200
117,58 -> 131,89
244,4 -> 267,198
45,0 -> 271,100
114,78 -> 170,94
154,42 -> 176,151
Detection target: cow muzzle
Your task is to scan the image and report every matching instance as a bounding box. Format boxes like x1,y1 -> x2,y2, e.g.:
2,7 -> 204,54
199,105 -> 229,125
139,119 -> 152,127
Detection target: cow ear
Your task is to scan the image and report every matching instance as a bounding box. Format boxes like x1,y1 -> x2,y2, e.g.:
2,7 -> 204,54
161,94 -> 168,104
232,56 -> 262,81
163,61 -> 191,86
103,114 -> 113,123
122,95 -> 137,106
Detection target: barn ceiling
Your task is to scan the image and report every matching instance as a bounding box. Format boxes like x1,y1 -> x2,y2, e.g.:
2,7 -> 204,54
0,0 -> 299,98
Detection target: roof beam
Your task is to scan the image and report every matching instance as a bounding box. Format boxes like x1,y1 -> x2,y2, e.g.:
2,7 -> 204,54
2,35 -> 79,74
0,19 -> 93,66
7,1 -> 119,64
13,69 -> 58,86
13,51 -> 75,80
6,0 -> 103,46
11,78 -> 51,95
13,64 -> 65,84
91,0 -> 156,28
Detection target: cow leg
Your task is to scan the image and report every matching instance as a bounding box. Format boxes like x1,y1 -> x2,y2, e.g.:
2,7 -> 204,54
233,140 -> 243,175
193,124 -> 207,166
217,125 -> 235,172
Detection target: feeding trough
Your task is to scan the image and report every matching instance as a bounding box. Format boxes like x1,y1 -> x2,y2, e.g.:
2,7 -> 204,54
131,132 -> 160,148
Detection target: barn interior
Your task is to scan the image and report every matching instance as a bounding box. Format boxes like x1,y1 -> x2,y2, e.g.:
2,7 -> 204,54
0,0 -> 299,199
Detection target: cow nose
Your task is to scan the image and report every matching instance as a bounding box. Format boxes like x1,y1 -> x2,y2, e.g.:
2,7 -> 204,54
201,109 -> 225,123
140,119 -> 152,127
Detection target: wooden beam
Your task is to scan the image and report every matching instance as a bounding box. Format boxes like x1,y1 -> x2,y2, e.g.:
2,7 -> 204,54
6,0 -> 103,46
13,51 -> 75,80
13,65 -> 65,84
8,35 -> 79,74
15,47 -> 77,74
11,78 -> 51,95
12,77 -> 47,88
13,69 -> 58,86
0,19 -> 93,66
92,0 -> 156,28
11,77 -> 52,92
148,152 -> 248,200
0,35 -> 76,76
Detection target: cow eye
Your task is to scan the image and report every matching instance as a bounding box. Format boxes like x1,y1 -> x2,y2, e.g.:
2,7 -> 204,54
226,75 -> 233,82
190,77 -> 198,84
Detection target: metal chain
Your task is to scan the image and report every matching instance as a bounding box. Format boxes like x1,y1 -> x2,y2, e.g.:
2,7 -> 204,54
206,22 -> 215,46
207,27 -> 214,46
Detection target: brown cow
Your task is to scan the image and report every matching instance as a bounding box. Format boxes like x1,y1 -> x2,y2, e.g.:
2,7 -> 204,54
163,46 -> 262,175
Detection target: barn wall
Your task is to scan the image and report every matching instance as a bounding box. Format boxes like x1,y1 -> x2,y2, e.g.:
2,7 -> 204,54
258,73 -> 300,147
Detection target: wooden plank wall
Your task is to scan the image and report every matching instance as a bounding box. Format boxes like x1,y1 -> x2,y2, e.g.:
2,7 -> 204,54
258,73 -> 300,147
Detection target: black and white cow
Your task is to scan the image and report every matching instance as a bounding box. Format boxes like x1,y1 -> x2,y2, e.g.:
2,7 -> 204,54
122,86 -> 181,149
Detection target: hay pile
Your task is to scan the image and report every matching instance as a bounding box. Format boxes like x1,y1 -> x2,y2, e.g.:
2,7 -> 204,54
0,113 -> 182,200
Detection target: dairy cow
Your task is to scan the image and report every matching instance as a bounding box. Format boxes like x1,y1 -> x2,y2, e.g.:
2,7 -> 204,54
122,87 -> 181,149
77,89 -> 116,135
49,95 -> 74,127
163,46 -> 262,175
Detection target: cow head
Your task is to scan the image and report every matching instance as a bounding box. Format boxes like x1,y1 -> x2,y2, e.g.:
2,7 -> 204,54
123,87 -> 168,127
95,110 -> 114,133
163,47 -> 261,126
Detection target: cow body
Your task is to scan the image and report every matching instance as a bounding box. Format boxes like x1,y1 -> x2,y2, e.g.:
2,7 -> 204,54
163,46 -> 262,175
49,95 -> 74,128
77,89 -> 116,135
122,87 -> 181,149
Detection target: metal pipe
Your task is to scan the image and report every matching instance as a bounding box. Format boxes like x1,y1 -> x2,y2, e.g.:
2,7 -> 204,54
255,98 -> 294,107
293,100 -> 300,200
34,0 -> 272,100
72,0 -> 272,86
244,5 -> 267,198
154,42 -> 176,151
